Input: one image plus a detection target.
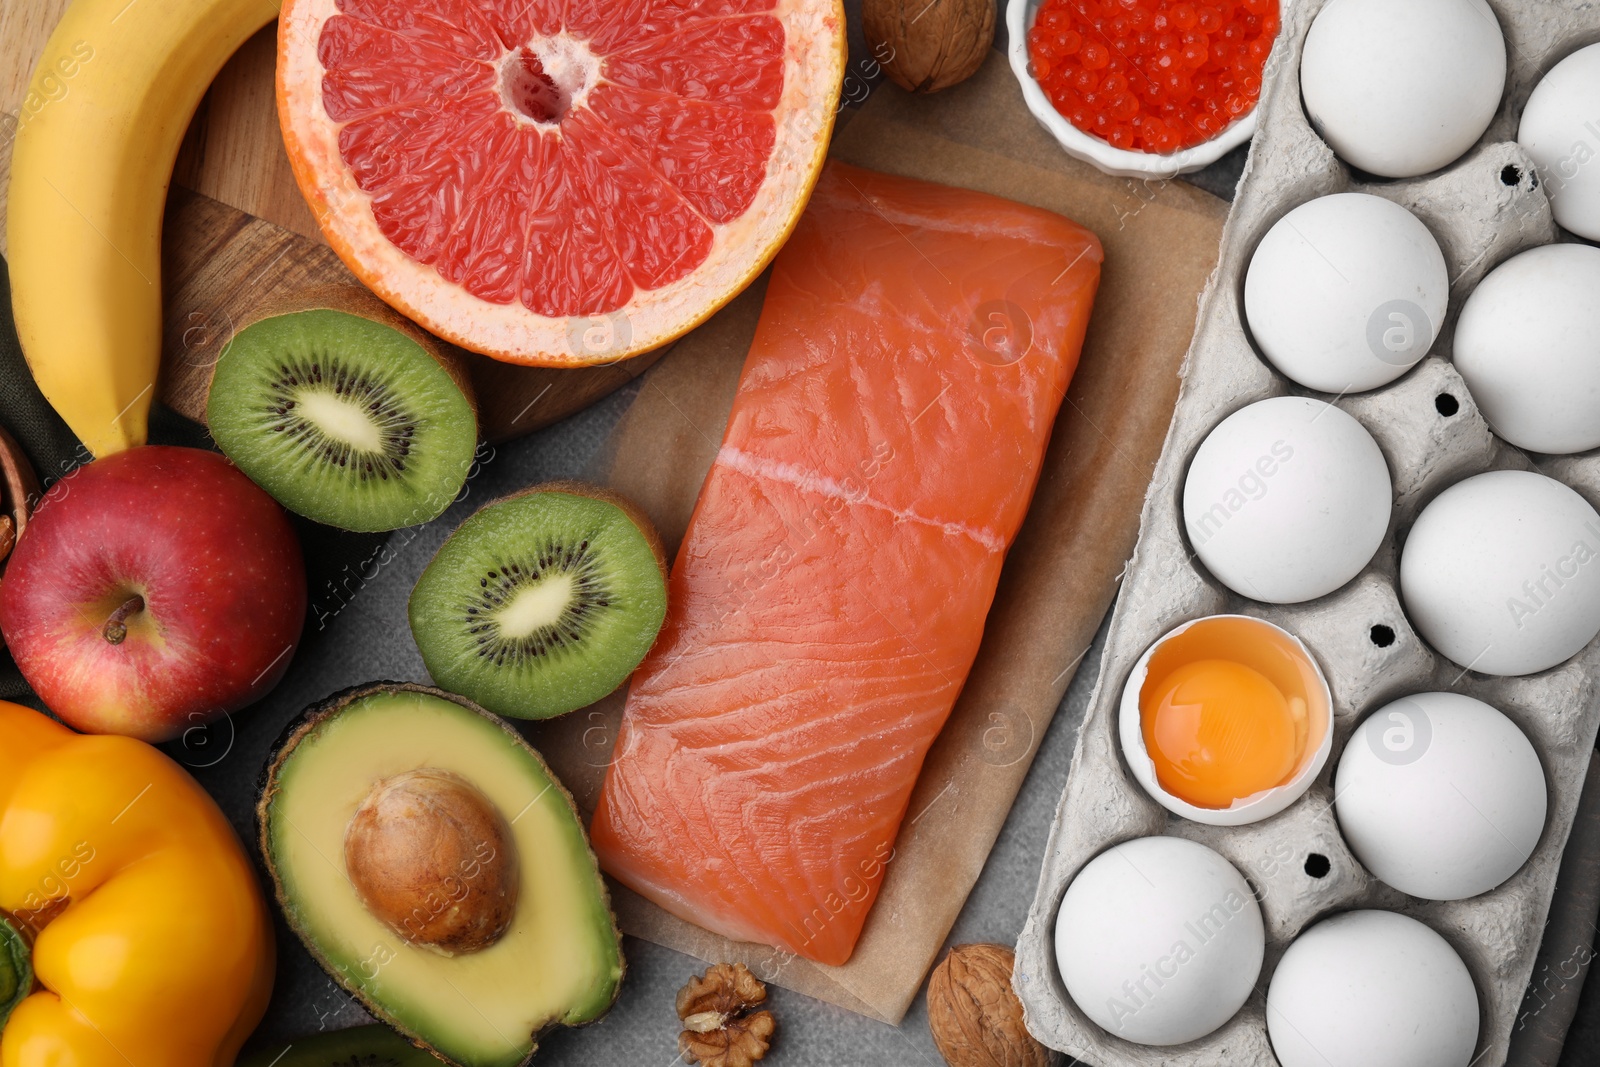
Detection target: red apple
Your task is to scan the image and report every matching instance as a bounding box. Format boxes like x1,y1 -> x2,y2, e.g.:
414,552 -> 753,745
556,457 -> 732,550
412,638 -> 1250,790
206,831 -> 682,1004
0,445 -> 306,741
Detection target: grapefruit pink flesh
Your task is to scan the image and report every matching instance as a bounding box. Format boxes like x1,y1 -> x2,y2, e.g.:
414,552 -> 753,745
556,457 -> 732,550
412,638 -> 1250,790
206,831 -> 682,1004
279,0 -> 845,365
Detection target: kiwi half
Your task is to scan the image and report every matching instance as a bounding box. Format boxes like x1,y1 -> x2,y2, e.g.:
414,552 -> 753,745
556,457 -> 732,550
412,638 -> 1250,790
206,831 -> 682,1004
408,483 -> 668,719
206,287 -> 478,533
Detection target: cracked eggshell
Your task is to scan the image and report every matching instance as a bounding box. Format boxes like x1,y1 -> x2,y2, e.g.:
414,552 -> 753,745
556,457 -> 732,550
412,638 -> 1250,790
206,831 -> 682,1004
1054,836 -> 1264,1047
1183,397 -> 1393,604
1243,193 -> 1449,393
1519,42 -> 1600,240
1400,469 -> 1600,676
1267,910 -> 1479,1067
1335,692 -> 1547,900
1119,615 -> 1334,826
1453,243 -> 1600,455
1300,0 -> 1507,178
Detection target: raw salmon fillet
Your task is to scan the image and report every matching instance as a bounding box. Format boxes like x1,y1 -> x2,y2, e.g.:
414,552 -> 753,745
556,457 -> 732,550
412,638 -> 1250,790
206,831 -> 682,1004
591,161 -> 1102,966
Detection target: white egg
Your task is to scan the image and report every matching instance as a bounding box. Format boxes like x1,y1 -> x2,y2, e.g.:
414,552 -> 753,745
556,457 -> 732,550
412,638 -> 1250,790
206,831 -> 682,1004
1267,910 -> 1479,1067
1454,244 -> 1600,454
1184,397 -> 1392,604
1519,43 -> 1600,241
1300,0 -> 1506,178
1335,692 -> 1546,900
1054,836 -> 1263,1046
1400,470 -> 1600,675
1244,194 -> 1449,392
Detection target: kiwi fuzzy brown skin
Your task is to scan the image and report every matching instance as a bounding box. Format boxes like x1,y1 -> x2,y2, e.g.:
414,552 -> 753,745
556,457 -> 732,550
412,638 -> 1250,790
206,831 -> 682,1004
255,682 -> 625,1066
238,284 -> 478,419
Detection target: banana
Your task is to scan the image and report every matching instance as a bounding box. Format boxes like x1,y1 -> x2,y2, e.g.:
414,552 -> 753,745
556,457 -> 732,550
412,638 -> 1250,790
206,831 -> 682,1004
6,0 -> 279,458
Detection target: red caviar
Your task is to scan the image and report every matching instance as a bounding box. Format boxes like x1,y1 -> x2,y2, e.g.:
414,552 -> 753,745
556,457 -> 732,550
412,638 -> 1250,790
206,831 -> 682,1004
1027,0 -> 1279,154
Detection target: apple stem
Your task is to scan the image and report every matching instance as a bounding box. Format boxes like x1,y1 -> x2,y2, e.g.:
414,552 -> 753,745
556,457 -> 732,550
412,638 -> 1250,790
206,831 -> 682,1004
102,595 -> 145,645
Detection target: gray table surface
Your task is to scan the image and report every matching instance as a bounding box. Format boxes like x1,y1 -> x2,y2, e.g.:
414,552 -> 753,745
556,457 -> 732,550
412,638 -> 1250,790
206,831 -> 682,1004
200,7 -> 1344,1067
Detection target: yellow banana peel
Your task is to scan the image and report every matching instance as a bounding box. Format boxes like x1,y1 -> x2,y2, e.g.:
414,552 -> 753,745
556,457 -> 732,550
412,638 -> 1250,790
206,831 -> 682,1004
6,0 -> 280,458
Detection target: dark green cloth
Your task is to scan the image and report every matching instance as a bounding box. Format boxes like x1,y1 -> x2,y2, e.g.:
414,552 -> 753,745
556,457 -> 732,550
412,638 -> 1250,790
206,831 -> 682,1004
0,256 -> 84,492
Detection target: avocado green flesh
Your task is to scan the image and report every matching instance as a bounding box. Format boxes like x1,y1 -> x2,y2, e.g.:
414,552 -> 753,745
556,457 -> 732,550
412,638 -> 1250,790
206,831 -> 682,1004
0,914 -> 29,1030
409,491 -> 667,720
239,1024 -> 439,1067
207,309 -> 477,533
264,690 -> 623,1067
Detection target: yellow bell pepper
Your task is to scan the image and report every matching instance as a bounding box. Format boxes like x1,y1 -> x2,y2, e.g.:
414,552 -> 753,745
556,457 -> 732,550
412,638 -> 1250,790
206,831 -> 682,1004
0,701 -> 274,1067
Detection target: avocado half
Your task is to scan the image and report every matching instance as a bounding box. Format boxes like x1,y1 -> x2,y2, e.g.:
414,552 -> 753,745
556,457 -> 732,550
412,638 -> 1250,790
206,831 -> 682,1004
257,683 -> 623,1067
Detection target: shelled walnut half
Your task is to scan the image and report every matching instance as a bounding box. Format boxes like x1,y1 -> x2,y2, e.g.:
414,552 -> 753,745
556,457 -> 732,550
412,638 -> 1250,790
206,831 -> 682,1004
676,962 -> 776,1067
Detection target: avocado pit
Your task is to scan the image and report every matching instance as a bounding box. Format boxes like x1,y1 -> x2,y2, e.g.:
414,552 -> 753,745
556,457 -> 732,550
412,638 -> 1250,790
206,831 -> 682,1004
344,768 -> 518,956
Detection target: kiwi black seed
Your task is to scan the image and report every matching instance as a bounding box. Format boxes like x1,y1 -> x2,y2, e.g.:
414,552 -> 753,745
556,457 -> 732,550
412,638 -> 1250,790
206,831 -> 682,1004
206,299 -> 477,533
408,483 -> 668,720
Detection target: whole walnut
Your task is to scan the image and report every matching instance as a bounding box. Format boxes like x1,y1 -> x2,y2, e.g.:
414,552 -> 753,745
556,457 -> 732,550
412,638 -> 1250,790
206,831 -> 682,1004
927,944 -> 1054,1067
863,0 -> 996,94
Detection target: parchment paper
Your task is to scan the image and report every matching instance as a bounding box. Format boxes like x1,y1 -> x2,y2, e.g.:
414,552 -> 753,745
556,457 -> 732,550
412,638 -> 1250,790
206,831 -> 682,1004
522,53 -> 1228,1025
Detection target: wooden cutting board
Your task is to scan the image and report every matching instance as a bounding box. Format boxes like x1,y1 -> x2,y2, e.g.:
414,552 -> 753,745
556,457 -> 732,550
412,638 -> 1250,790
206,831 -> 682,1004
0,12 -> 663,443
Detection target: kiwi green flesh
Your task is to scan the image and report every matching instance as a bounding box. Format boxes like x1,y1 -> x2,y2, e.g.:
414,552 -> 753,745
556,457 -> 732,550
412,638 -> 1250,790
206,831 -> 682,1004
238,1025 -> 440,1067
206,310 -> 476,533
409,492 -> 666,720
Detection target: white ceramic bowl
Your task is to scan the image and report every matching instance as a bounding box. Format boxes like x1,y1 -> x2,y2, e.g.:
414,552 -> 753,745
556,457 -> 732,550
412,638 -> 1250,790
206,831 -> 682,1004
1005,0 -> 1260,178
1119,615 -> 1333,825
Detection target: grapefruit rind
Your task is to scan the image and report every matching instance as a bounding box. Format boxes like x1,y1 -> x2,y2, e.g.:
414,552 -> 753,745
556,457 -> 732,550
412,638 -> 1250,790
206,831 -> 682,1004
277,0 -> 846,368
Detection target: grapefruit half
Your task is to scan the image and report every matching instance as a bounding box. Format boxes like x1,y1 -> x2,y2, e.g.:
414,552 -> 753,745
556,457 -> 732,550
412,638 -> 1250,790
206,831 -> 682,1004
277,0 -> 846,366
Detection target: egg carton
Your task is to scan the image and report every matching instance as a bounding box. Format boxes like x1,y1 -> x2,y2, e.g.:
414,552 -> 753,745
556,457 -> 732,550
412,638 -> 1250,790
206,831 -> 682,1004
1013,1 -> 1600,1065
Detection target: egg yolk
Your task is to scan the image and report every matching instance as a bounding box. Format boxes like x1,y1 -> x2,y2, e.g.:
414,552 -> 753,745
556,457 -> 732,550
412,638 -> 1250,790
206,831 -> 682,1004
1141,658 -> 1306,809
